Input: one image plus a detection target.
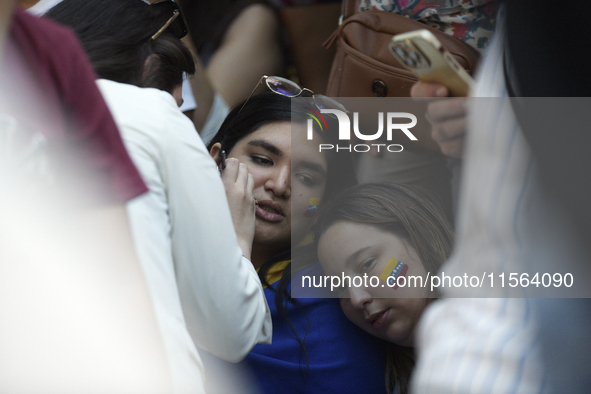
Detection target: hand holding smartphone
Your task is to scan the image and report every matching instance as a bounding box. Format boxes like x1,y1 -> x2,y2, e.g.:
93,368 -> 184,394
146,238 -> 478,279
389,29 -> 474,97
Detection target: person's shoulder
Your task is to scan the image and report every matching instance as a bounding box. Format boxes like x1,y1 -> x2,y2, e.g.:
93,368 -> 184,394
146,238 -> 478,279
97,79 -> 201,144
12,7 -> 97,88
97,79 -> 177,109
96,80 -> 170,131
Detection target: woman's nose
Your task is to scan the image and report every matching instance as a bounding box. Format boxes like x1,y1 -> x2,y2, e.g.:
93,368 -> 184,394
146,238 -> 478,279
265,165 -> 290,198
348,286 -> 373,311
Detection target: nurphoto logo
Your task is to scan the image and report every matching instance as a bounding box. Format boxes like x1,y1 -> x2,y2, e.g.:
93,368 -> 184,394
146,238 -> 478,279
306,109 -> 418,153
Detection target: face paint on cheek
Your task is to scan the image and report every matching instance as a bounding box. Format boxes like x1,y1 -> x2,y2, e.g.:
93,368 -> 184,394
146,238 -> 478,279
378,257 -> 408,290
303,198 -> 321,217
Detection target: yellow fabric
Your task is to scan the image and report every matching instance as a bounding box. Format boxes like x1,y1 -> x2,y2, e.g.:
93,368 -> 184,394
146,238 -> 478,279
298,232 -> 314,247
258,232 -> 315,288
258,260 -> 290,288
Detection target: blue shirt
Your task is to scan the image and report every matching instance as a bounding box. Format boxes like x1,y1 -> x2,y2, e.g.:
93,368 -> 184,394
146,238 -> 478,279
244,262 -> 387,394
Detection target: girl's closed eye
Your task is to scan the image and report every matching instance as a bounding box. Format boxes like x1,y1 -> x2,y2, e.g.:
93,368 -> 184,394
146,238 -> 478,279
359,257 -> 377,273
295,173 -> 317,186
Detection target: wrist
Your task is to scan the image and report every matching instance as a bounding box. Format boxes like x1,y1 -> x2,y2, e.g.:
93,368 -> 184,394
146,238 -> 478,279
238,239 -> 252,261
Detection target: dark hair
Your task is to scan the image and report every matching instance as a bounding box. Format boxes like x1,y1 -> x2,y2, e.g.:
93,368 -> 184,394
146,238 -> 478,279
208,91 -> 291,152
46,0 -> 194,91
314,182 -> 454,394
145,33 -> 195,93
210,92 -> 357,372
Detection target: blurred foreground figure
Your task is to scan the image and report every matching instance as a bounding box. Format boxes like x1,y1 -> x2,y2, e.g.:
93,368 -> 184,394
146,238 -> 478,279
410,11 -> 548,394
0,3 -> 172,392
505,1 -> 591,392
410,3 -> 591,393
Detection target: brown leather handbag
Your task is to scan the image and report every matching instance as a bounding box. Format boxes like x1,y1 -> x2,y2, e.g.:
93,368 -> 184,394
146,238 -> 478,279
324,0 -> 481,98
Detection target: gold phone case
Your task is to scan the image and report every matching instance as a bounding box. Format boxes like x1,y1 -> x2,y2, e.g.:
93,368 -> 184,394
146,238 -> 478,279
389,29 -> 474,97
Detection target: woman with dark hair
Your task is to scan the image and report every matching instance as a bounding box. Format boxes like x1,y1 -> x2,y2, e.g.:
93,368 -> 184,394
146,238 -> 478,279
47,2 -> 272,393
46,0 -> 195,105
207,89 -> 386,393
315,183 -> 454,393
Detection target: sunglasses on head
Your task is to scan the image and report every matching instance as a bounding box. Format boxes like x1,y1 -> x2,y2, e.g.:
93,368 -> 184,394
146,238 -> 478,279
151,0 -> 188,40
239,75 -> 348,115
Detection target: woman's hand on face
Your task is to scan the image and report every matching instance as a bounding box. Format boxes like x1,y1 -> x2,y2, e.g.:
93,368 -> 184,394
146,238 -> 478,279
221,158 -> 256,260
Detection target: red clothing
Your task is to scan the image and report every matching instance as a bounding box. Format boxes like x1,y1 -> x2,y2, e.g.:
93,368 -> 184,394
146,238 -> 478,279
6,8 -> 147,204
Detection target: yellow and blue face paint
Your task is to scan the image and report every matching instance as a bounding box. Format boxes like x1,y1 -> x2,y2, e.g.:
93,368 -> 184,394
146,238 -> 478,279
303,198 -> 321,217
379,257 -> 408,290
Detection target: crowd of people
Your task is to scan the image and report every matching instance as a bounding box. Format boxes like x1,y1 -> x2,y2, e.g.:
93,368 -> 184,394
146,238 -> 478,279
1,0 -> 590,393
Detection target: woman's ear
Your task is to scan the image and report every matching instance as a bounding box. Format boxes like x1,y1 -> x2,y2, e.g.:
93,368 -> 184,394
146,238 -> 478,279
210,142 -> 222,165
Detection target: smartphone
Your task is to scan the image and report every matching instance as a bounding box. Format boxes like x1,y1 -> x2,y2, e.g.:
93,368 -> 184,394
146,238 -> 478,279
389,29 -> 474,97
